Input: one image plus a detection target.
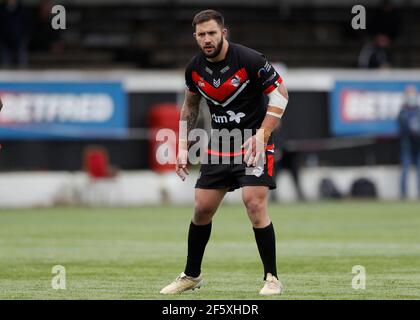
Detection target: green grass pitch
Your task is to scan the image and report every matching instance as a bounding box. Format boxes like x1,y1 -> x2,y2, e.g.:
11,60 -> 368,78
0,201 -> 419,300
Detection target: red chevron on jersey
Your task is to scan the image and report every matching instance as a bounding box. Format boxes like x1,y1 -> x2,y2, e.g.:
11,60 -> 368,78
192,68 -> 249,103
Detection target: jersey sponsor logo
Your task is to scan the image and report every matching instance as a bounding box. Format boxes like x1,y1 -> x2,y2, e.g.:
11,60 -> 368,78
212,114 -> 228,123
213,78 -> 221,88
192,68 -> 249,106
226,110 -> 245,123
212,110 -> 245,124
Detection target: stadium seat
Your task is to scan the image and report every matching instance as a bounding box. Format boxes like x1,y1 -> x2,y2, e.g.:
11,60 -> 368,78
81,146 -> 119,206
84,146 -> 115,179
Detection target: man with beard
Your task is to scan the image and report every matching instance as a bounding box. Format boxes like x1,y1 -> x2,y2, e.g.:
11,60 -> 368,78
160,9 -> 289,295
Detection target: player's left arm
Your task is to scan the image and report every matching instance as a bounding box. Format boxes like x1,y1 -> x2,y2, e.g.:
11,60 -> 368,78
243,82 -> 289,166
258,81 -> 288,141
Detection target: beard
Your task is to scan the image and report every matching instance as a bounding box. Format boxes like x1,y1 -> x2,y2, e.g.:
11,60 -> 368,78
201,38 -> 223,58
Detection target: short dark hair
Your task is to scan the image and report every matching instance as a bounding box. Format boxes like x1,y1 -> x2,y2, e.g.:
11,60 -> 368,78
192,9 -> 225,30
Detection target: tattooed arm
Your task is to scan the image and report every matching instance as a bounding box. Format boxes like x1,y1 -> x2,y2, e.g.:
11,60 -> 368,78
176,90 -> 201,181
179,90 -> 202,146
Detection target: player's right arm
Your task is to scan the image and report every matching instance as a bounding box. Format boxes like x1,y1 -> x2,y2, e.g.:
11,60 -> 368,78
176,89 -> 201,181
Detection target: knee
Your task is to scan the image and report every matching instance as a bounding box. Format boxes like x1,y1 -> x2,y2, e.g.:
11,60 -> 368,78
244,197 -> 265,218
243,193 -> 269,227
194,205 -> 215,218
193,201 -> 216,225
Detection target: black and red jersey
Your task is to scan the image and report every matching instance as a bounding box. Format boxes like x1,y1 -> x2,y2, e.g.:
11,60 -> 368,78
185,42 -> 282,133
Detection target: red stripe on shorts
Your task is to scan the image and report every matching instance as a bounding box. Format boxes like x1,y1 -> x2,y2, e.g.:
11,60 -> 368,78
267,154 -> 274,177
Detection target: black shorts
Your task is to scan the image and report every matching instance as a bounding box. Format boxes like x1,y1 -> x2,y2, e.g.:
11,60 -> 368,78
195,148 -> 276,192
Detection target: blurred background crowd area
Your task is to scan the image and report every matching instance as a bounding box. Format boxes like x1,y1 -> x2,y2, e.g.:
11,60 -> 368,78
1,0 -> 420,69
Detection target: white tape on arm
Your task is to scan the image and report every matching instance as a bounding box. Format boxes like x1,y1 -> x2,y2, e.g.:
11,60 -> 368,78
266,111 -> 283,119
268,88 -> 288,111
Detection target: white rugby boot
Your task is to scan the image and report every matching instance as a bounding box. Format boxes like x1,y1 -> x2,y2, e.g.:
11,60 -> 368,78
160,272 -> 203,294
259,273 -> 284,295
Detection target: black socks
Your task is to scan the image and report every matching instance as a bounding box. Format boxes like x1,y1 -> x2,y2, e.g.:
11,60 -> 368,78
253,222 -> 278,280
184,221 -> 212,278
184,220 -> 277,280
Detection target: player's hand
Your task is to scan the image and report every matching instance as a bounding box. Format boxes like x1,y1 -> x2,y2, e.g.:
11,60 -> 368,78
175,147 -> 189,181
242,134 -> 266,167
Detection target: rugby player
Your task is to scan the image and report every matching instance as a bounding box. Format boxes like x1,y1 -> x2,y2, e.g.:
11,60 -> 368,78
160,9 -> 289,295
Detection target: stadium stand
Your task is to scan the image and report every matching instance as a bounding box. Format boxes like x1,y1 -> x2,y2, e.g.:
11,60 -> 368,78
2,1 -> 420,69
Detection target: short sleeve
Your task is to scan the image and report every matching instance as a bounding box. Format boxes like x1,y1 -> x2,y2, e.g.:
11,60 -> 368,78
185,61 -> 199,94
248,52 -> 283,94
